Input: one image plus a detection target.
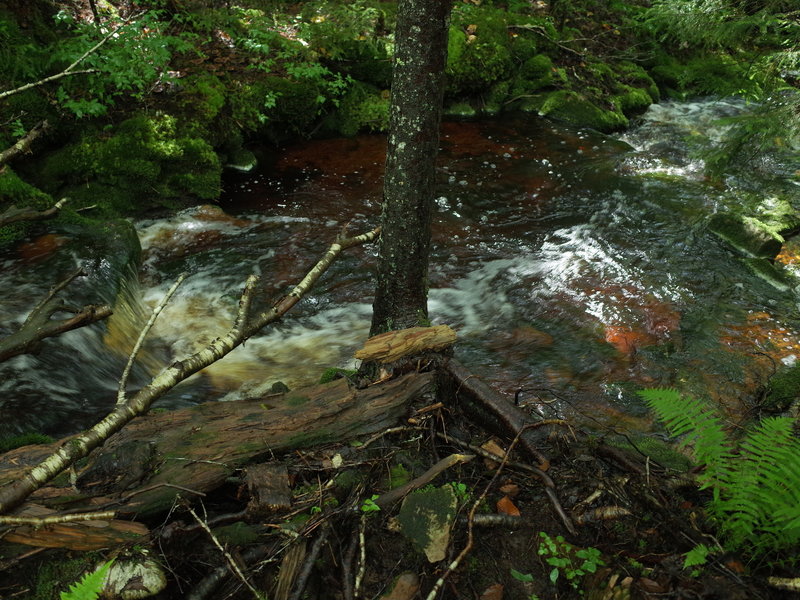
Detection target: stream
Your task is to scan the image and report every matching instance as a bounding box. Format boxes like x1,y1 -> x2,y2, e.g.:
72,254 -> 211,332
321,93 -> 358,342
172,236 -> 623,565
2,99 -> 800,439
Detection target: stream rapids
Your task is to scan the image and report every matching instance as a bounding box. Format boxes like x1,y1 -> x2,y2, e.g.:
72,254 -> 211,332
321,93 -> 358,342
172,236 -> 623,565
2,99 -> 800,438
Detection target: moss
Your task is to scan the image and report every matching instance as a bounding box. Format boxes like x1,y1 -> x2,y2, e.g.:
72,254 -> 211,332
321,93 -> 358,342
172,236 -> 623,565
616,61 -> 660,103
177,73 -> 226,123
30,553 -> 101,600
509,53 -> 554,98
213,521 -> 260,545
0,168 -> 54,247
609,434 -> 692,472
319,367 -> 356,384
0,432 -> 54,453
329,82 -> 389,136
446,5 -> 514,96
765,365 -> 800,412
443,101 -> 478,118
611,84 -> 653,116
707,212 -> 783,258
525,90 -> 628,132
40,113 -> 221,211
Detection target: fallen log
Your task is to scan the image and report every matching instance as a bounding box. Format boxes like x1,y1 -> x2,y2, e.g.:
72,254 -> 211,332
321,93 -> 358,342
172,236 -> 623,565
0,371 -> 435,537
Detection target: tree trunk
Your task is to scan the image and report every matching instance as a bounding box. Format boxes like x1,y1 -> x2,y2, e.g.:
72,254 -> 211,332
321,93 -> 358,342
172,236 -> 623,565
370,0 -> 452,335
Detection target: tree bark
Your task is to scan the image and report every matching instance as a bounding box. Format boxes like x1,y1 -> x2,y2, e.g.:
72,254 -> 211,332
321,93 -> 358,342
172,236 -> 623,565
369,0 -> 452,335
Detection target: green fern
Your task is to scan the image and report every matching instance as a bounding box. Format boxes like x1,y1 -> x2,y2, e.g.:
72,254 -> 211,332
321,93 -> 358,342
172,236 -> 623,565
638,388 -> 800,560
60,559 -> 114,600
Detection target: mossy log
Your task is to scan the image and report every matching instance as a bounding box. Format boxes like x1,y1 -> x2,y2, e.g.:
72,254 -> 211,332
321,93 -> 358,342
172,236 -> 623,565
0,372 -> 434,543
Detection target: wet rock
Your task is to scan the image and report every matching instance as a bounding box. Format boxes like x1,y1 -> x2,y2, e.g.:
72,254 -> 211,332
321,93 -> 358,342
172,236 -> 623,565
707,212 -> 783,259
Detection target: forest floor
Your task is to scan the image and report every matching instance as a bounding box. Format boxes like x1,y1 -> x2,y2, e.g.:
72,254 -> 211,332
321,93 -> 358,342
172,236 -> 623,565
0,363 -> 794,600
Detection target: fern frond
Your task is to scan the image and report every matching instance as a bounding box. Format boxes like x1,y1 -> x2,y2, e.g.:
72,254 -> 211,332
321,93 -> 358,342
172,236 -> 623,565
60,559 -> 113,600
637,388 -> 733,487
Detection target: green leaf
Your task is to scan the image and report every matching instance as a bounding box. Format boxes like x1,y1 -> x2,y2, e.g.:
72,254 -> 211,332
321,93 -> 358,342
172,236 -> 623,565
549,567 -> 559,583
60,559 -> 114,600
510,569 -> 534,583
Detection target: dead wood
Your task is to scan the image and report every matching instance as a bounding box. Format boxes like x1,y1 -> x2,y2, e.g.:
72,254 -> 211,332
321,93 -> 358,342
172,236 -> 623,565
0,196 -> 66,228
0,504 -> 148,551
355,325 -> 456,363
0,267 -> 112,363
0,372 -> 434,527
0,227 -> 379,516
0,120 -> 50,167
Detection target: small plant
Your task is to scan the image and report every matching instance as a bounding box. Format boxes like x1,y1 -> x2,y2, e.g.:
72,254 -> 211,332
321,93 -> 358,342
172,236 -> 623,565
638,388 -> 800,562
360,494 -> 381,513
683,543 -> 712,577
510,569 -> 541,599
60,559 -> 114,600
537,532 -> 604,593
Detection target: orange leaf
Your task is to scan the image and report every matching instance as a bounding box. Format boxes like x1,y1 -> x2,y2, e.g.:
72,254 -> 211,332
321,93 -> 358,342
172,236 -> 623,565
499,483 -> 520,497
496,495 -> 520,516
479,583 -> 504,600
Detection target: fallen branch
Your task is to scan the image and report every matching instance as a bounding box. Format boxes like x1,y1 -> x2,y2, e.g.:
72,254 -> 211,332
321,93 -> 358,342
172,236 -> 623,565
0,120 -> 50,166
0,267 -> 112,363
0,227 -> 380,515
0,197 -> 67,227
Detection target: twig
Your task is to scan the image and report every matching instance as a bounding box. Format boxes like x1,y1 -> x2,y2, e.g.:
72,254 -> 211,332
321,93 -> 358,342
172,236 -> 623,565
0,120 -> 50,167
0,197 -> 67,227
185,500 -> 267,600
288,524 -> 329,600
0,510 -> 116,526
424,426 -> 531,600
353,515 -> 367,599
372,453 -> 474,509
117,273 -> 188,405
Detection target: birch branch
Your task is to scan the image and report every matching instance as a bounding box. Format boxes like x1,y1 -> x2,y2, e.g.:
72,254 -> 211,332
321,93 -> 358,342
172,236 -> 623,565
0,120 -> 50,166
0,227 -> 380,515
0,16 -> 134,101
117,272 -> 187,405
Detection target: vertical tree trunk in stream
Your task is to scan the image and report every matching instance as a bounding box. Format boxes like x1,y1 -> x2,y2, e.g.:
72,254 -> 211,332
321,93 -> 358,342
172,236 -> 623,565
370,0 -> 452,335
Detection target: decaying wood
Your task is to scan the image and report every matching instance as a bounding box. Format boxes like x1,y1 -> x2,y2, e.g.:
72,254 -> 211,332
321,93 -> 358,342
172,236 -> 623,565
0,372 -> 435,525
246,464 -> 292,517
440,358 -> 577,535
441,358 -> 551,469
0,227 -> 379,516
1,504 -> 147,551
354,325 -> 456,363
0,120 -> 50,167
0,197 -> 66,227
0,267 -> 112,363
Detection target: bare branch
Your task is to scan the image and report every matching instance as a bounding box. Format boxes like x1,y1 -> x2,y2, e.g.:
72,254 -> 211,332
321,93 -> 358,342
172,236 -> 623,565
117,272 -> 188,405
0,227 -> 380,514
0,510 -> 116,526
0,198 -> 68,228
0,268 -> 112,363
0,120 -> 50,166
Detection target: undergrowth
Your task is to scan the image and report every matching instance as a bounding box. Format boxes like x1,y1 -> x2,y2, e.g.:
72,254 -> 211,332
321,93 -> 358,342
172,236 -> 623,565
638,388 -> 800,566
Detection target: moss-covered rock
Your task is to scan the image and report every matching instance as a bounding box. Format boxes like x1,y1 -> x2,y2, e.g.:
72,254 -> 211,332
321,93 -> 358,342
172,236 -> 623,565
741,257 -> 791,292
327,82 -> 389,136
446,5 -> 514,96
764,365 -> 800,412
521,90 -> 628,132
0,168 -> 54,247
707,212 -> 784,258
40,113 -> 221,213
509,53 -> 554,98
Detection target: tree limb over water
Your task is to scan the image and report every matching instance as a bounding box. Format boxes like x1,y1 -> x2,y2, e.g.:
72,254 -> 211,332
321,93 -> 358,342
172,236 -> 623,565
0,197 -> 67,227
0,267 -> 112,363
0,226 -> 380,515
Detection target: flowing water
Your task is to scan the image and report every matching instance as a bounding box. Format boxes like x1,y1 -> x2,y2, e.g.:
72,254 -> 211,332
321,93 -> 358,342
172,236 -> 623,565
3,100 -> 800,438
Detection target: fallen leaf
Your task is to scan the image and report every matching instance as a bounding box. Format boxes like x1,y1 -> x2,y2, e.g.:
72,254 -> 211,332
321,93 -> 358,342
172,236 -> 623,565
496,495 -> 520,517
498,483 -> 520,497
479,583 -> 504,600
